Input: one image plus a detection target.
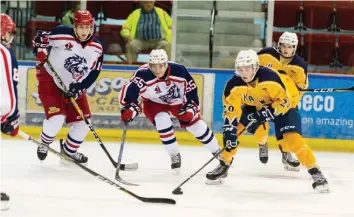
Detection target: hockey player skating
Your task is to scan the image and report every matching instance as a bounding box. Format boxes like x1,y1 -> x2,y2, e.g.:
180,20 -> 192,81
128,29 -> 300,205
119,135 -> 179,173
0,13 -> 19,211
206,49 -> 330,193
33,11 -> 103,164
250,31 -> 307,171
119,49 -> 221,174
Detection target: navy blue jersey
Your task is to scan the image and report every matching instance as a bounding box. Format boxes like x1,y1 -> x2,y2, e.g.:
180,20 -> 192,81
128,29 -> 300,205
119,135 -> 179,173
119,62 -> 199,108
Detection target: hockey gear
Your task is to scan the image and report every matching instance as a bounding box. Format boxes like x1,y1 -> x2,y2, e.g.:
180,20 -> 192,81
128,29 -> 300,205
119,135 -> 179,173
46,60 -> 137,170
279,145 -> 300,172
148,49 -> 168,77
32,30 -> 50,62
308,167 -> 330,193
1,192 -> 9,211
250,107 -> 275,124
206,159 -> 231,185
1,113 -> 19,136
60,139 -> 88,164
37,145 -> 49,161
170,153 -> 181,174
64,83 -> 84,100
120,102 -> 142,123
222,124 -> 238,152
115,124 -> 139,186
259,143 -> 268,164
277,31 -> 298,57
18,131 -> 175,204
73,11 -> 94,42
235,49 -> 259,82
1,14 -> 16,47
177,102 -> 198,123
300,85 -> 354,93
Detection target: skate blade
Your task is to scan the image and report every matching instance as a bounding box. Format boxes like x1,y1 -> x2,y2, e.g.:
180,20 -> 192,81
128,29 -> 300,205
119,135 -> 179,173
173,168 -> 180,175
205,178 -> 225,185
315,184 -> 331,193
60,157 -> 88,166
283,164 -> 300,172
1,201 -> 9,211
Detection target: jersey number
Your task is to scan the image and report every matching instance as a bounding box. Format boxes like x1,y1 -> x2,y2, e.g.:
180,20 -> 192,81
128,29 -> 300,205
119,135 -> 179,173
186,80 -> 197,93
131,76 -> 144,88
13,68 -> 19,82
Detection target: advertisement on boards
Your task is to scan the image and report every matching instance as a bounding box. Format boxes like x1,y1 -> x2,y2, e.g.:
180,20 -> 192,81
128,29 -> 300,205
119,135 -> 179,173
212,72 -> 354,140
25,67 -> 205,130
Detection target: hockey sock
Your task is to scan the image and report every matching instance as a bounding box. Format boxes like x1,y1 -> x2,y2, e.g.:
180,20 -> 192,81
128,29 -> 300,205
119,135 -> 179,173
154,112 -> 180,156
221,147 -> 238,165
63,120 -> 89,155
186,120 -> 220,153
40,115 -> 65,145
254,122 -> 269,145
282,133 -> 317,168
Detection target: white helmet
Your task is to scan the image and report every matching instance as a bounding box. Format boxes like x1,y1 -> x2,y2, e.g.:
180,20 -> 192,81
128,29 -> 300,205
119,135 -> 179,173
149,49 -> 168,65
277,31 -> 298,56
235,49 -> 259,82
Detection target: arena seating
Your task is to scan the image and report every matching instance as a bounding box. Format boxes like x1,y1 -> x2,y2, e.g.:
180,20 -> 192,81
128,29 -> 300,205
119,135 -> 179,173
304,33 -> 336,65
338,35 -> 354,66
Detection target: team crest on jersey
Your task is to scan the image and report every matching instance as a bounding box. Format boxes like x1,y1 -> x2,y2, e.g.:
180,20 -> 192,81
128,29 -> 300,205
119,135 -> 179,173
65,42 -> 73,51
159,83 -> 181,104
64,54 -> 88,79
155,85 -> 161,93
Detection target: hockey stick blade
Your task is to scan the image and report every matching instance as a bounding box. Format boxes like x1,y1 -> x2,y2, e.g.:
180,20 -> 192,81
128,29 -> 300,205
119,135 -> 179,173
18,131 -> 175,205
119,163 -> 139,171
115,173 -> 139,186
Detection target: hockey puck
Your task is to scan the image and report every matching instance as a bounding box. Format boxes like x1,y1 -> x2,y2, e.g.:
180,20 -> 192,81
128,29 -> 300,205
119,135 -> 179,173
172,187 -> 183,195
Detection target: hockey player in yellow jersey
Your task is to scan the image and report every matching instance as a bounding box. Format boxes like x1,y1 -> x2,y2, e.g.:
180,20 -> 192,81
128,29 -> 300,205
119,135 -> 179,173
253,31 -> 308,171
206,50 -> 330,193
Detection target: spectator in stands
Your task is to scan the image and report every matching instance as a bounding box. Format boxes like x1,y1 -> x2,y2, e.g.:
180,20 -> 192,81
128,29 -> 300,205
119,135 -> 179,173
61,1 -> 81,27
121,1 -> 172,64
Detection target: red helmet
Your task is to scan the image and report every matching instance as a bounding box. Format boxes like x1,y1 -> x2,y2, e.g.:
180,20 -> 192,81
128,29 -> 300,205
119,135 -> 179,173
0,14 -> 16,39
73,10 -> 94,27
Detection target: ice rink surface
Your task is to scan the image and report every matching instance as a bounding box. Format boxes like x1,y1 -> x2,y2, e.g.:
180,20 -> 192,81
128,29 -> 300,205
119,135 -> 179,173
1,139 -> 353,217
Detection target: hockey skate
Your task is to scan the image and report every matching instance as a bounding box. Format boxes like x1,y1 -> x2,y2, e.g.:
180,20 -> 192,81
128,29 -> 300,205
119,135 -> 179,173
206,159 -> 231,185
170,153 -> 181,174
1,192 -> 9,211
259,143 -> 268,164
308,167 -> 330,193
279,145 -> 300,172
60,139 -> 88,165
37,145 -> 49,161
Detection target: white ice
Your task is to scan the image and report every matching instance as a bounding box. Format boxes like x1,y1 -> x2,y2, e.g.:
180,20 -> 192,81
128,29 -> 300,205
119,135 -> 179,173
1,139 -> 353,217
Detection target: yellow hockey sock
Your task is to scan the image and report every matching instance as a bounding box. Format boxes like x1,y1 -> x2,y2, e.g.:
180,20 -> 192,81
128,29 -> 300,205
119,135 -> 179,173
254,122 -> 269,144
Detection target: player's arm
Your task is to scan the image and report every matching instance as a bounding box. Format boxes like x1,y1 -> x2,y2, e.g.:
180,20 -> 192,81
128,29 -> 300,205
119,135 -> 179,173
1,50 -> 20,136
222,78 -> 246,152
259,80 -> 291,116
119,70 -> 145,123
291,61 -> 308,90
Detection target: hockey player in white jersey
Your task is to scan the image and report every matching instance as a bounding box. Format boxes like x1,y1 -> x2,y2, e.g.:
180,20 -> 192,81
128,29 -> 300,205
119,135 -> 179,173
119,49 -> 221,173
33,11 -> 103,164
0,13 -> 18,211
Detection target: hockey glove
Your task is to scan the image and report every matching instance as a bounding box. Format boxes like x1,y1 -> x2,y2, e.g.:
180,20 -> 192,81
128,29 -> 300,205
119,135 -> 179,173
222,124 -> 238,152
64,83 -> 84,100
177,102 -> 198,122
121,103 -> 142,123
256,107 -> 275,123
1,113 -> 19,137
32,30 -> 50,63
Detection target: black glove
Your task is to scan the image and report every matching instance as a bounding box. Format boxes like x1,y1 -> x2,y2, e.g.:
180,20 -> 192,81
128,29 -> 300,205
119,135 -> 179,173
256,107 -> 275,123
222,124 -> 238,152
32,30 -> 51,62
1,113 -> 20,136
64,83 -> 83,99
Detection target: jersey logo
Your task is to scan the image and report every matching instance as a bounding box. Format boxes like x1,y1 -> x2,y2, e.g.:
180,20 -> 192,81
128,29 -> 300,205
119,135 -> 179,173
64,54 -> 88,79
155,85 -> 161,93
65,42 -> 73,51
159,83 -> 181,104
48,107 -> 60,114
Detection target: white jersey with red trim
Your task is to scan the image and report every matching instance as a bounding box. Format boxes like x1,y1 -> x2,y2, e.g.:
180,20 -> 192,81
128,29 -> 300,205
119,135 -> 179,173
40,25 -> 103,91
119,62 -> 200,108
0,43 -> 19,123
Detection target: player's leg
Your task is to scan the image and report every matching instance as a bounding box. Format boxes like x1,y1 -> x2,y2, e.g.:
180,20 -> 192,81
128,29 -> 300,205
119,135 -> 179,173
206,106 -> 261,184
63,94 -> 91,164
275,109 -> 330,192
278,143 -> 300,171
143,100 -> 181,173
125,39 -> 144,64
37,79 -> 66,161
255,122 -> 270,164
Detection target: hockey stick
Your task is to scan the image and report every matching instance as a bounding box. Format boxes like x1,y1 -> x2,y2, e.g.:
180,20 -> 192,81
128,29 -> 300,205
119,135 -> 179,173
18,131 -> 175,205
45,60 -> 138,171
171,120 -> 255,195
115,123 -> 139,186
300,86 -> 354,93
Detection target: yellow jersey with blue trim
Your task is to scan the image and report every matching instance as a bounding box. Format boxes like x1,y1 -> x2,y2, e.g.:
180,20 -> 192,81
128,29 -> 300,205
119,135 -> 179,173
223,66 -> 291,124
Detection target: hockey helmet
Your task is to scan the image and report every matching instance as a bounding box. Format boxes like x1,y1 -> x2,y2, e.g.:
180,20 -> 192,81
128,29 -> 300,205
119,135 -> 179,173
235,49 -> 259,82
0,14 -> 16,45
73,10 -> 94,42
277,31 -> 298,57
148,49 -> 168,77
